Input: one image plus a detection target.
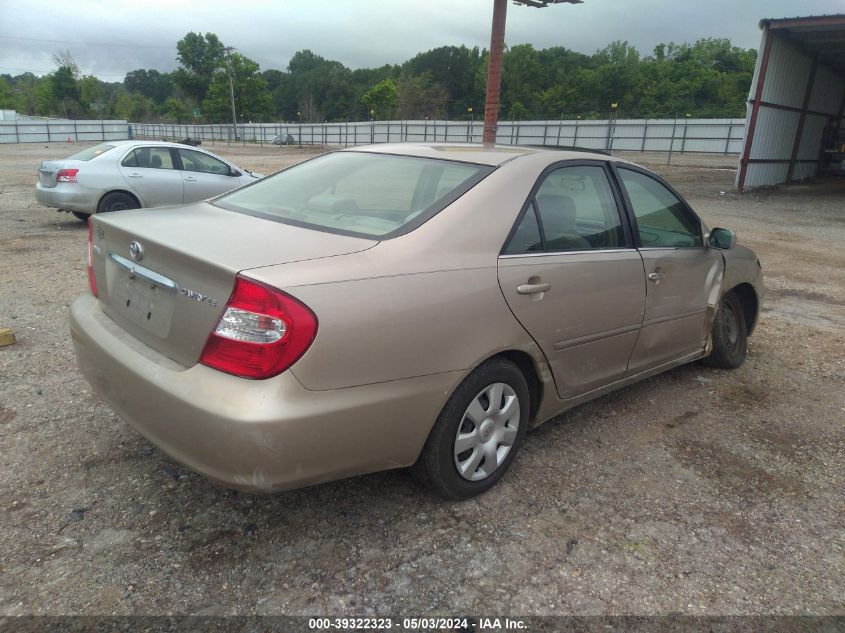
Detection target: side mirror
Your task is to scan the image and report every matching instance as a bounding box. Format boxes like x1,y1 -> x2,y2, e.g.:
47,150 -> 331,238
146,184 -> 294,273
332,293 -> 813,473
230,168 -> 242,177
709,227 -> 736,250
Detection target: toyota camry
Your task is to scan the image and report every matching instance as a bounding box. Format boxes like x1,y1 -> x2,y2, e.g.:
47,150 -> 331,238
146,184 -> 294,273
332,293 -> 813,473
70,143 -> 764,499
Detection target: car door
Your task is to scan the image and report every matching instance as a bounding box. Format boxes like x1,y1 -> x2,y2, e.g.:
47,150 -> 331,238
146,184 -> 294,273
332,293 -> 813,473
177,148 -> 242,203
498,162 -> 646,400
118,146 -> 184,208
614,166 -> 724,373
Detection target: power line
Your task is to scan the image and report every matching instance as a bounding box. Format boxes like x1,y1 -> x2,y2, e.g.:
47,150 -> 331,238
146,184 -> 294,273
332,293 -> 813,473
0,34 -> 174,49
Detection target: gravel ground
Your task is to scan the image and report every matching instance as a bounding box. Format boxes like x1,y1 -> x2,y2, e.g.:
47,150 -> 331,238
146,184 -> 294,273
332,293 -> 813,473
0,142 -> 842,617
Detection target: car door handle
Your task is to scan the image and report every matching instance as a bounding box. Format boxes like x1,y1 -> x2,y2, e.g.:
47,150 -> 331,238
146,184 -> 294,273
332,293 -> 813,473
517,282 -> 551,295
647,272 -> 666,282
184,176 -> 197,182
127,172 -> 142,179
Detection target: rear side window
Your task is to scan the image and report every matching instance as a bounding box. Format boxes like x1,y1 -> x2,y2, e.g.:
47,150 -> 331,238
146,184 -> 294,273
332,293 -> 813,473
122,147 -> 175,170
214,152 -> 492,239
503,202 -> 543,255
504,164 -> 625,254
617,168 -> 702,247
67,143 -> 115,161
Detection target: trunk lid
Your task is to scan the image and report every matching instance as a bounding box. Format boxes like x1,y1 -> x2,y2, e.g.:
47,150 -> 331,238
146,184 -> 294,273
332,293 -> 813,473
89,202 -> 375,367
38,159 -> 78,188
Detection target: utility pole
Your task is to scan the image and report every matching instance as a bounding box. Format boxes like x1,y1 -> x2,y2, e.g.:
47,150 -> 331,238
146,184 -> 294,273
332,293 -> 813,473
225,47 -> 238,140
483,0 -> 583,147
482,0 -> 507,147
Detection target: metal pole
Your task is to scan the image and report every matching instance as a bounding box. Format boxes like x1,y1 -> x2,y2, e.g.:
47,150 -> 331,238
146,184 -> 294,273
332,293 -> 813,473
667,113 -> 677,165
225,47 -> 238,141
641,119 -> 648,152
724,122 -> 733,155
482,0 -> 507,146
738,26 -> 774,192
787,52 -> 819,182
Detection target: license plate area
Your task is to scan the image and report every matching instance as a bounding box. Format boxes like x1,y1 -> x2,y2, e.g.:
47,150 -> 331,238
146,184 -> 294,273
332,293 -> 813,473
105,252 -> 176,338
38,169 -> 56,187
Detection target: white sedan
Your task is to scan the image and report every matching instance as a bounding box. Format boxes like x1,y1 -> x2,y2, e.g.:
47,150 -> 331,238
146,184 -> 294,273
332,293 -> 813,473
35,140 -> 264,221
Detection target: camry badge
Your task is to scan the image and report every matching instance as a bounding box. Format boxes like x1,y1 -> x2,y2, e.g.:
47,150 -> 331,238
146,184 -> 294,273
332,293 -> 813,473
129,241 -> 144,261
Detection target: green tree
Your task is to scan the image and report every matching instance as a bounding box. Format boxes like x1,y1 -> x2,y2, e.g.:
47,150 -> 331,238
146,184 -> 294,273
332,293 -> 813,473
124,69 -> 173,103
203,52 -> 272,122
396,74 -> 447,119
174,32 -> 225,103
79,75 -> 104,115
0,77 -> 13,109
361,78 -> 398,119
111,89 -> 135,120
158,97 -> 191,122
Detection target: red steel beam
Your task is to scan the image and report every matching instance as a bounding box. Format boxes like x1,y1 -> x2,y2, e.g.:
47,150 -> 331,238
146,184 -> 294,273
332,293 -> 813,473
737,27 -> 774,193
786,52 -> 819,182
483,0 -> 507,147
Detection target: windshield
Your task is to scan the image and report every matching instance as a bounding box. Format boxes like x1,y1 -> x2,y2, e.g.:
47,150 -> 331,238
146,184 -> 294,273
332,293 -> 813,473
214,151 -> 493,239
67,143 -> 116,161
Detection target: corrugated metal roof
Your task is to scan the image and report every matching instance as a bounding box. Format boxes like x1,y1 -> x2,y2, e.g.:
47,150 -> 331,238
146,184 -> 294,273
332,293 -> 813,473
760,14 -> 845,75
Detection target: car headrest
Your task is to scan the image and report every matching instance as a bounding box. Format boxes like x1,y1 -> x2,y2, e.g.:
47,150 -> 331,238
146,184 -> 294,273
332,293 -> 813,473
537,194 -> 577,232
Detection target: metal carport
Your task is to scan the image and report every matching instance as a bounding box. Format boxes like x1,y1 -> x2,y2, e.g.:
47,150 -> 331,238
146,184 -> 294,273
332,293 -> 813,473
737,14 -> 845,191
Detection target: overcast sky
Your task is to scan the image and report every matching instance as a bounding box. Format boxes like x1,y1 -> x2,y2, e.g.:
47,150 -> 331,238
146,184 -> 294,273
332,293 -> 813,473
1,0 -> 843,80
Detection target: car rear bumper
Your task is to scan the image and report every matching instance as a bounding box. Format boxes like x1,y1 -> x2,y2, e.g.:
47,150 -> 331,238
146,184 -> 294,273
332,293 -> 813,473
69,293 -> 457,492
35,182 -> 101,213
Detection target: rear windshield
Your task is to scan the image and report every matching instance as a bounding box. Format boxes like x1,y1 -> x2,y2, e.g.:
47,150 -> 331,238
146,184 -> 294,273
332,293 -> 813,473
67,143 -> 116,161
213,151 -> 493,239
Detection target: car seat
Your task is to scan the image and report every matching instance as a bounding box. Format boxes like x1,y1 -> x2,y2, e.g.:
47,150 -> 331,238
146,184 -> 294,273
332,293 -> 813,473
536,194 -> 591,250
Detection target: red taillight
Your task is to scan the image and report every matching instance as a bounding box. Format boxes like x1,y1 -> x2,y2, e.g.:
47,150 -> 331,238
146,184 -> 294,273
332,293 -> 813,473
199,275 -> 317,379
87,217 -> 98,297
57,168 -> 79,183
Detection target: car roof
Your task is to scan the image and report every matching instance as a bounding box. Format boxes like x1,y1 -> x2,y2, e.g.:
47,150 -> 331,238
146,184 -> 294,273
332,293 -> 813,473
348,142 -> 614,167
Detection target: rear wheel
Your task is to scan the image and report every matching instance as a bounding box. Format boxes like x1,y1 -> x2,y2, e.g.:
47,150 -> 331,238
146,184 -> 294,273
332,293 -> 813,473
415,359 -> 529,499
703,290 -> 747,369
71,211 -> 90,222
98,192 -> 139,213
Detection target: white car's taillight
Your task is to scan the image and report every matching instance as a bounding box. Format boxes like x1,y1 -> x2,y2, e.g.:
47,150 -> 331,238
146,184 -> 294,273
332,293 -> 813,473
199,275 -> 317,379
57,168 -> 79,183
87,217 -> 98,297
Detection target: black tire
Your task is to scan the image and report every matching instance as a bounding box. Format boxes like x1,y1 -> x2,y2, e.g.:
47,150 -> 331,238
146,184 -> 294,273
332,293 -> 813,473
703,290 -> 747,369
414,359 -> 530,499
98,192 -> 139,213
71,211 -> 90,222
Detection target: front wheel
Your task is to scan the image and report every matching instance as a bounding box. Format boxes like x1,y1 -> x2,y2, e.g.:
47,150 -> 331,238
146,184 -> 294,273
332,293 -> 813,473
414,359 -> 529,499
98,192 -> 139,213
703,290 -> 747,369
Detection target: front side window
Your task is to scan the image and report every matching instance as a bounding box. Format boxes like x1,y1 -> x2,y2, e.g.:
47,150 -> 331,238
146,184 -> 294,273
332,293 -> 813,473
504,164 -> 625,254
215,152 -> 492,238
121,147 -> 175,170
178,149 -> 231,175
618,168 -> 702,247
